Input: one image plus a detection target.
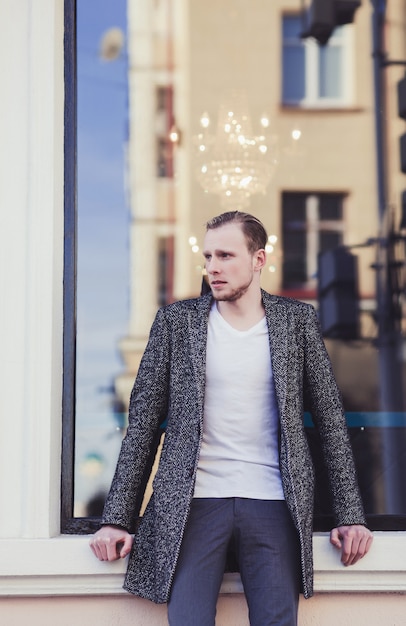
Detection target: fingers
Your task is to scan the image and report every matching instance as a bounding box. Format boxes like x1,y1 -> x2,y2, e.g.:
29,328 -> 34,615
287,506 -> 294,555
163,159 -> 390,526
89,526 -> 133,562
329,527 -> 341,550
347,531 -> 373,566
330,525 -> 373,566
118,533 -> 134,558
90,534 -> 118,561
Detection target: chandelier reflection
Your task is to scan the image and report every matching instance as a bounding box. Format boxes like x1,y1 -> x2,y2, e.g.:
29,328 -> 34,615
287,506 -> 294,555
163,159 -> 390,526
194,91 -> 278,209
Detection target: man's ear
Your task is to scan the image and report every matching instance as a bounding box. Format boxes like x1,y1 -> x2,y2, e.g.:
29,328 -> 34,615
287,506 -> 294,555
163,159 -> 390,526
253,249 -> 266,271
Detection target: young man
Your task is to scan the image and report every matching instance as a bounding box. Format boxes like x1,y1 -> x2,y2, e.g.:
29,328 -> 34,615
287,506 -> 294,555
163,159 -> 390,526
90,211 -> 372,625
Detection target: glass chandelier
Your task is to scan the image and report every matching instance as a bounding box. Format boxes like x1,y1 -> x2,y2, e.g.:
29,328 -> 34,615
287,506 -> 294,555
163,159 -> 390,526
194,90 -> 278,209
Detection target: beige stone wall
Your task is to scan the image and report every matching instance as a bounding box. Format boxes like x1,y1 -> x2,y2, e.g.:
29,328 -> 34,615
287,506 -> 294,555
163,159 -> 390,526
1,593 -> 406,626
179,0 -> 379,299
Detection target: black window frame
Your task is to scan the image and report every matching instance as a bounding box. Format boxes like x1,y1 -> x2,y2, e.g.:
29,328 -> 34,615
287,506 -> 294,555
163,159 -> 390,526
61,0 -> 100,534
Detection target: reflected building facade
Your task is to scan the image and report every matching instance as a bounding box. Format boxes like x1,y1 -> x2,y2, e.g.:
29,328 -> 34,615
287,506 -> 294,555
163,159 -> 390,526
115,0 -> 406,517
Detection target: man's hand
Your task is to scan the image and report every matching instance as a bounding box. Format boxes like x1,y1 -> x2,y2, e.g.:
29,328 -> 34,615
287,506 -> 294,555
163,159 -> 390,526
89,525 -> 133,561
330,524 -> 373,566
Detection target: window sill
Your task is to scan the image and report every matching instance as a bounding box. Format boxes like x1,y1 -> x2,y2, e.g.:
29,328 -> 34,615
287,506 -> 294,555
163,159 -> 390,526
280,104 -> 365,114
0,532 -> 405,596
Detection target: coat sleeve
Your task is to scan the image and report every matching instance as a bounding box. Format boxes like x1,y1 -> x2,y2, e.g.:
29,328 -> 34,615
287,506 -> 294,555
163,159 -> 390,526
101,307 -> 171,532
303,305 -> 366,527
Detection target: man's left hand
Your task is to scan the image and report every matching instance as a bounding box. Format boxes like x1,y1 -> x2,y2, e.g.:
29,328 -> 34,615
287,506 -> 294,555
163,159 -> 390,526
330,525 -> 373,566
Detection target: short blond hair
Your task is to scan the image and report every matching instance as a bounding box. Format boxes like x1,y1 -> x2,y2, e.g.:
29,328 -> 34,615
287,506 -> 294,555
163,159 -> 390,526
206,211 -> 268,254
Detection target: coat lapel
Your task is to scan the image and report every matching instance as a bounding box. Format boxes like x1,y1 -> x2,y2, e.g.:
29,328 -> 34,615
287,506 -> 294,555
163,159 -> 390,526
187,294 -> 212,418
186,292 -> 288,422
262,291 -> 288,420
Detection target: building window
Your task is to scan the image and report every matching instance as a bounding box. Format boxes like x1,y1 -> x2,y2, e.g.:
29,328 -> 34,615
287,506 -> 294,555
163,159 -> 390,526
62,1 -> 406,535
156,85 -> 174,178
158,236 -> 175,307
62,0 -> 129,533
282,192 -> 345,291
282,15 -> 353,107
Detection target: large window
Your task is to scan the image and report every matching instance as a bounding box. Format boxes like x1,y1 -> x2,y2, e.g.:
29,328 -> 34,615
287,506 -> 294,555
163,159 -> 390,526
282,15 -> 353,107
63,0 -> 129,532
281,192 -> 345,291
62,0 -> 406,534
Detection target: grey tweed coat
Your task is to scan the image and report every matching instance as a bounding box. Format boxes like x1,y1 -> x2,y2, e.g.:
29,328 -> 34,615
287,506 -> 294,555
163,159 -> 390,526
102,290 -> 366,602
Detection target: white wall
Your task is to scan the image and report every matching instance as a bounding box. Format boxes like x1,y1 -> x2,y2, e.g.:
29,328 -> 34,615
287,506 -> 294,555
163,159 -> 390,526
0,0 -> 64,539
0,1 -> 405,624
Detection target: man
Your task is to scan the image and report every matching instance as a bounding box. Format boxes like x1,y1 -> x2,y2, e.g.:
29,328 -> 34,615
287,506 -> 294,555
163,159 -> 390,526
90,211 -> 372,625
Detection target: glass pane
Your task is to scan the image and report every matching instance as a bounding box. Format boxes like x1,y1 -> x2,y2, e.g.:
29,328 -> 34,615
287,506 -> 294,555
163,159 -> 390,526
283,193 -> 307,222
331,25 -> 345,40
319,45 -> 342,98
319,230 -> 342,252
71,2 -> 406,529
319,194 -> 343,220
282,231 -> 307,287
282,15 -> 303,39
75,0 -> 128,516
282,47 -> 305,102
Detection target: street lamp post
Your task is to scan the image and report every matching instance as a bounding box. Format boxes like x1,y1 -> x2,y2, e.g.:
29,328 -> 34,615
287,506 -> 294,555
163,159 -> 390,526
371,0 -> 404,412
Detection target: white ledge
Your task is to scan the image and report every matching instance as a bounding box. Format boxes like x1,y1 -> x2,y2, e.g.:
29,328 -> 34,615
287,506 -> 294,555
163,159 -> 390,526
0,532 -> 405,596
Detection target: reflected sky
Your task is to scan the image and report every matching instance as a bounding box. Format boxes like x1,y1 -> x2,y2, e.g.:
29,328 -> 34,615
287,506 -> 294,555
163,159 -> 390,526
75,1 -> 129,512
77,0 -> 128,419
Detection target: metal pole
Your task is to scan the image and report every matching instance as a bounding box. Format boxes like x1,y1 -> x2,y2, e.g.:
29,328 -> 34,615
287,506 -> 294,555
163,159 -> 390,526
371,0 -> 404,412
371,0 -> 406,514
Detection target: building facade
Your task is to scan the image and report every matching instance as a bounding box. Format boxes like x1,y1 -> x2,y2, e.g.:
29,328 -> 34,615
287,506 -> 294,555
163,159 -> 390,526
1,1 -> 406,624
118,0 -> 406,411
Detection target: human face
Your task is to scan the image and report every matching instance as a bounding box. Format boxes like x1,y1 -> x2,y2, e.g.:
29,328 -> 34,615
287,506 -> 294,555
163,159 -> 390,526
203,222 -> 264,302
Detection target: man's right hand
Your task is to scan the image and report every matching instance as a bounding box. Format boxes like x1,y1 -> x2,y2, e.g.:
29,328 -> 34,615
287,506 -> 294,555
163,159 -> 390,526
89,525 -> 133,561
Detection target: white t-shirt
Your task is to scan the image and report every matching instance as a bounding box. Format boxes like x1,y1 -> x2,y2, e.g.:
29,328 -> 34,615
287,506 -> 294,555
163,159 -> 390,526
194,302 -> 285,500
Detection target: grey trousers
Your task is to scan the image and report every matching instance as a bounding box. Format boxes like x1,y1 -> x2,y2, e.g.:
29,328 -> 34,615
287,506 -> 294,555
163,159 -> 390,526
167,498 -> 300,626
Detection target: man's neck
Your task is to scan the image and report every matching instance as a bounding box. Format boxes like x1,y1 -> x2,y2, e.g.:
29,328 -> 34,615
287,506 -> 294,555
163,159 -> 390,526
216,290 -> 265,331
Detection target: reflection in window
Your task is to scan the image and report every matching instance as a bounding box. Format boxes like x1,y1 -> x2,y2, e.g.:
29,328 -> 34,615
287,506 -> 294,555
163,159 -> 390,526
281,192 -> 345,290
158,236 -> 175,307
63,0 -> 406,533
156,85 -> 174,178
282,15 -> 350,106
74,0 -> 128,519
307,412 -> 406,527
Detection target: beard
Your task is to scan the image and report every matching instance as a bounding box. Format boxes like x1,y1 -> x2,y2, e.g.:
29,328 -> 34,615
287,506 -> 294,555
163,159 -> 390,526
210,277 -> 252,302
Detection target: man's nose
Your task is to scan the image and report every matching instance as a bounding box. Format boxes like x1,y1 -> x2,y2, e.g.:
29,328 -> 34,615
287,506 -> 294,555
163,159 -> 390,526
206,258 -> 219,274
